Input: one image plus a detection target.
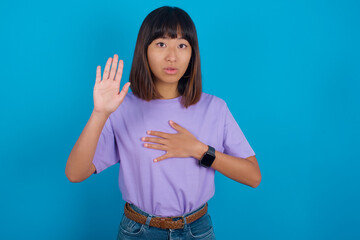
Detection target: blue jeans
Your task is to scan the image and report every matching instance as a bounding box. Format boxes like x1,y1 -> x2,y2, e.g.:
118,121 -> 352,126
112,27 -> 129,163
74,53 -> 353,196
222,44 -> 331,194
117,202 -> 216,240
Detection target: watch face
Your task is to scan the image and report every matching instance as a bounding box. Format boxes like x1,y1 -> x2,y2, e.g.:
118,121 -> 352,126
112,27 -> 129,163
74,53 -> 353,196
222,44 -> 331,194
201,153 -> 215,167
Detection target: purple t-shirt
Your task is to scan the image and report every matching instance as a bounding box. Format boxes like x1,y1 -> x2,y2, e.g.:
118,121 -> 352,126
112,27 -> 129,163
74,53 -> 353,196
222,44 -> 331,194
92,91 -> 255,217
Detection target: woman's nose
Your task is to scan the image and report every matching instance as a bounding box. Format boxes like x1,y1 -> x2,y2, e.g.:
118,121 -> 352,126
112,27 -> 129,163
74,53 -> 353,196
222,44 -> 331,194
165,48 -> 177,62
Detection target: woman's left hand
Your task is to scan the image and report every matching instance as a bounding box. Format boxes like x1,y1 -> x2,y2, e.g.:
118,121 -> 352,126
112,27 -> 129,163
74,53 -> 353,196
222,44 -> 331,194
141,120 -> 207,162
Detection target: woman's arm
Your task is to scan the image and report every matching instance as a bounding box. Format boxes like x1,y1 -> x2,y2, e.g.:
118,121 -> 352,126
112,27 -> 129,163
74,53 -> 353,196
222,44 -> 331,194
141,121 -> 261,187
65,110 -> 110,182
193,142 -> 262,188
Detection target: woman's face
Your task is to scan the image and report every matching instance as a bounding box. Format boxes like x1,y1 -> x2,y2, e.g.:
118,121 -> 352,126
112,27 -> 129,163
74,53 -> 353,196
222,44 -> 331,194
147,34 -> 192,85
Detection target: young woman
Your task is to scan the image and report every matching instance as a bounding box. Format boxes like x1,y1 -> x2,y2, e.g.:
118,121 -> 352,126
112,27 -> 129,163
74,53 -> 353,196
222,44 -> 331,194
65,6 -> 261,240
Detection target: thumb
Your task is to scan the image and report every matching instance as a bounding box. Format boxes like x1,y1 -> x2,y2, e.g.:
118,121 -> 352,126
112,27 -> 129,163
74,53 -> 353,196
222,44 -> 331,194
118,82 -> 131,98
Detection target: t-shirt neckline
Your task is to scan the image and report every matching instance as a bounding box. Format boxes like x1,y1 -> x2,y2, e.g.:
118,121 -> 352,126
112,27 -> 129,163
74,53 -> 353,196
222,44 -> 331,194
150,95 -> 182,103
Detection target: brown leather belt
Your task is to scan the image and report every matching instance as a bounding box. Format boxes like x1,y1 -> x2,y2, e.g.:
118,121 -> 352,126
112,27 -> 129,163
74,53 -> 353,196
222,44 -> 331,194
124,202 -> 208,230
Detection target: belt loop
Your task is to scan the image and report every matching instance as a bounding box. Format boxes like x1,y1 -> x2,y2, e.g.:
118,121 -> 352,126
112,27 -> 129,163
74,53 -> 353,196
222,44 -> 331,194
144,215 -> 152,229
181,215 -> 188,230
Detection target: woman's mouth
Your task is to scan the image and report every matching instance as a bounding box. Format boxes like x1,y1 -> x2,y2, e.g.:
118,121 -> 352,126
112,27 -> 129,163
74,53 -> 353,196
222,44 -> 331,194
163,67 -> 178,74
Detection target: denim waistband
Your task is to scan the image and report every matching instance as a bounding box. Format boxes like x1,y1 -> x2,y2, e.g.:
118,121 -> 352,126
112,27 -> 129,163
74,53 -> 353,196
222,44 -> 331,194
128,202 -> 207,219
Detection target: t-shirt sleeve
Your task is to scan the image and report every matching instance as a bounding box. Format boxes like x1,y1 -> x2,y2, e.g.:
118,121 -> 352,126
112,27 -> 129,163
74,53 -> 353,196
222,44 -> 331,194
92,116 -> 120,174
222,103 -> 255,158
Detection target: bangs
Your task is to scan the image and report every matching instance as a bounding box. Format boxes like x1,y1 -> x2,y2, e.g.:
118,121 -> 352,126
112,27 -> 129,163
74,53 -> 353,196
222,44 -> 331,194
146,8 -> 195,45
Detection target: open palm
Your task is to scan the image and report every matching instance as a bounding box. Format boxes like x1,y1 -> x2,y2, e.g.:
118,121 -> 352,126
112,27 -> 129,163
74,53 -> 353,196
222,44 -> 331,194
93,54 -> 131,115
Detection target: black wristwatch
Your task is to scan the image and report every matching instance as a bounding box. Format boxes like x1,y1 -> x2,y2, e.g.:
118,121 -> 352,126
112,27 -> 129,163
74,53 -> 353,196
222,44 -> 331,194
199,145 -> 216,168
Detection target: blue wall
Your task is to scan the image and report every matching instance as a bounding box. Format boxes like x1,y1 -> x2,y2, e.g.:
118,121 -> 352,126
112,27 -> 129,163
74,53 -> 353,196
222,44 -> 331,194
1,0 -> 359,239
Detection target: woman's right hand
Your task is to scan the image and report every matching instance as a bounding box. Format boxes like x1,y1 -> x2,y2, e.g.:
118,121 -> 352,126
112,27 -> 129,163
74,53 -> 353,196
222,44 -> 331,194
93,54 -> 131,115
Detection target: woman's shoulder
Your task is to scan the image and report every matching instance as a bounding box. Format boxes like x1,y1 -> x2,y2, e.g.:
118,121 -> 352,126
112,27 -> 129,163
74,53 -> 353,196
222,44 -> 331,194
201,92 -> 227,107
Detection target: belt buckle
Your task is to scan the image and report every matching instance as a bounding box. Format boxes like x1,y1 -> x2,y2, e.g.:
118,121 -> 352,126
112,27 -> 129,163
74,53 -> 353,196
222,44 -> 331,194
169,215 -> 185,229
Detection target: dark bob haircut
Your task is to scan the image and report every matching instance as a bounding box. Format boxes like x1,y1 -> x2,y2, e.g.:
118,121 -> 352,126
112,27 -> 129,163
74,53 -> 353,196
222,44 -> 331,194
129,6 -> 202,108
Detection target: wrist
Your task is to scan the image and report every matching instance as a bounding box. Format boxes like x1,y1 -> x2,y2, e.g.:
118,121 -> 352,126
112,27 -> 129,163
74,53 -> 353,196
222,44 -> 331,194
92,109 -> 111,119
193,141 -> 209,161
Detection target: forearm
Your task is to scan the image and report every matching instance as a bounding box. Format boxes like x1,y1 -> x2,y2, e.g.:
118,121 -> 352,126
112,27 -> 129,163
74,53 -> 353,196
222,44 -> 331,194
193,142 -> 261,188
65,110 -> 110,182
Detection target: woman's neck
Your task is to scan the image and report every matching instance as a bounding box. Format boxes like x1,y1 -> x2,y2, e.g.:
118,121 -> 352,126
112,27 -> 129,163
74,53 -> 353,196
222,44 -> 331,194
155,81 -> 181,99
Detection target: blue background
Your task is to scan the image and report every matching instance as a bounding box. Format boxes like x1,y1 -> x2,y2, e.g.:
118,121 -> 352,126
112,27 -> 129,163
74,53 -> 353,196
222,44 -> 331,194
1,0 -> 359,239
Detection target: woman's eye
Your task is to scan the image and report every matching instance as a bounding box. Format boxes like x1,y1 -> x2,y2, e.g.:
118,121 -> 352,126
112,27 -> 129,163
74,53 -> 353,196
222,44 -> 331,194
179,44 -> 187,49
156,42 -> 166,47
